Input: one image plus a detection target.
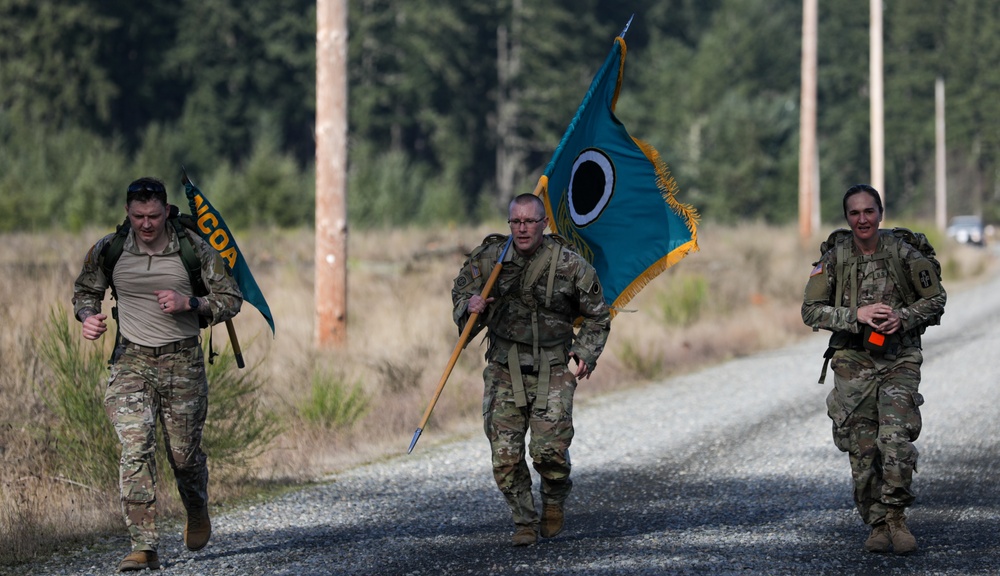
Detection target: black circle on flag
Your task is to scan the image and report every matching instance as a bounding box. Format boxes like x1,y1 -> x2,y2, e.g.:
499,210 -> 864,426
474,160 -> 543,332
568,148 -> 615,227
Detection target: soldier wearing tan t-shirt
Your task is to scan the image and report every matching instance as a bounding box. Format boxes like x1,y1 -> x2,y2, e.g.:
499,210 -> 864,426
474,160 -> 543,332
72,177 -> 242,572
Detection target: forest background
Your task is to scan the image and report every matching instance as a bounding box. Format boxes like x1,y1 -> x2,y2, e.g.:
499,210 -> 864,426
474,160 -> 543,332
1,0 -> 999,229
2,0 -> 999,567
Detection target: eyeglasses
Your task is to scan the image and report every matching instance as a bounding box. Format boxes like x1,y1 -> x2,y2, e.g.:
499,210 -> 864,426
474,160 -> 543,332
508,218 -> 545,228
127,182 -> 166,194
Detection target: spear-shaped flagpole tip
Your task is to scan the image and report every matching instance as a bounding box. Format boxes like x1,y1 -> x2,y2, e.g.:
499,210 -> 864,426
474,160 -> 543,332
181,165 -> 191,186
619,14 -> 634,39
408,428 -> 423,454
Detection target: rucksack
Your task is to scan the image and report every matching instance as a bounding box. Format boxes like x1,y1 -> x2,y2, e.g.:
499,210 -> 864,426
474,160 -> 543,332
820,227 -> 943,330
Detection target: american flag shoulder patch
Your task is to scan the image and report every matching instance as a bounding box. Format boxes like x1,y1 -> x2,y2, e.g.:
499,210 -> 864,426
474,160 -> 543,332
809,263 -> 823,277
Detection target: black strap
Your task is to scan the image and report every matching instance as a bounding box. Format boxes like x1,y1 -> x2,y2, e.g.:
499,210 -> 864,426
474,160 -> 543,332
818,346 -> 836,385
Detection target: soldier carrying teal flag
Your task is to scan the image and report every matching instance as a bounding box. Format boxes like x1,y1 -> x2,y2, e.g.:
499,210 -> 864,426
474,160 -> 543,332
182,169 -> 275,338
409,16 -> 699,455
536,16 -> 699,315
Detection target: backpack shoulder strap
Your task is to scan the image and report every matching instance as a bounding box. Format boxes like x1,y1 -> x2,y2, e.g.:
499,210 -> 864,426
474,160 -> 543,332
820,228 -> 854,307
95,219 -> 130,365
97,218 -> 130,300
884,229 -> 919,306
831,231 -> 851,307
170,215 -> 208,296
522,238 -> 562,309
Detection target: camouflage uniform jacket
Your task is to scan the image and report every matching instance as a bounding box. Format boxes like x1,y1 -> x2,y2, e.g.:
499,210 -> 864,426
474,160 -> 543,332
452,234 -> 610,370
73,224 -> 243,339
802,230 -> 946,348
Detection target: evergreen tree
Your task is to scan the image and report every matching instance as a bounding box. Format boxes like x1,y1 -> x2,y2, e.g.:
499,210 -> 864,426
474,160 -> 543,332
0,0 -> 998,230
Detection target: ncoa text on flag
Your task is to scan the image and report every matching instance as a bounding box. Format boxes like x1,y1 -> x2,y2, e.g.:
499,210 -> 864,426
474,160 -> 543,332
183,174 -> 276,335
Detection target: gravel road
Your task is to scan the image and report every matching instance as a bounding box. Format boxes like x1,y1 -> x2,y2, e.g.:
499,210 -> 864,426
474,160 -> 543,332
16,270 -> 1000,576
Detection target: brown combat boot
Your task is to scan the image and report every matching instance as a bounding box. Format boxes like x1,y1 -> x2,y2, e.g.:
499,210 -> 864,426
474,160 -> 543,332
511,525 -> 538,546
117,550 -> 160,571
540,503 -> 565,538
184,506 -> 212,551
885,507 -> 917,555
863,522 -> 891,553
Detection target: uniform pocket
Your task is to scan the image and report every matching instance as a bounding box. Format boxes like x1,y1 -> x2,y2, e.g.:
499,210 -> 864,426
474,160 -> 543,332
906,391 -> 924,442
482,365 -> 497,438
107,362 -> 144,394
826,389 -> 852,452
825,388 -> 848,427
482,388 -> 495,419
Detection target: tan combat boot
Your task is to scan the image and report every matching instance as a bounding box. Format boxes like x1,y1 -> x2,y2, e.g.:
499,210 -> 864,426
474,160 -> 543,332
511,525 -> 538,546
885,507 -> 917,555
184,506 -> 212,551
863,522 -> 891,553
540,503 -> 565,538
117,550 -> 160,571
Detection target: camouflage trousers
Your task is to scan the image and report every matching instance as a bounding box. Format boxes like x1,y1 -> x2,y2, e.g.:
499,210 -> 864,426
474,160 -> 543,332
104,343 -> 209,552
482,362 -> 576,529
826,347 -> 923,525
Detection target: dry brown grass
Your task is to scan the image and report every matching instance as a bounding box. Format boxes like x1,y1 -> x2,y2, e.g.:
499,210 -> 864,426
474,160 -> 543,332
0,221 -> 993,565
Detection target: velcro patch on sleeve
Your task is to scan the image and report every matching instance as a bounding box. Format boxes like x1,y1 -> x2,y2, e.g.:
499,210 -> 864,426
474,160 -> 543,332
910,258 -> 941,298
804,270 -> 829,301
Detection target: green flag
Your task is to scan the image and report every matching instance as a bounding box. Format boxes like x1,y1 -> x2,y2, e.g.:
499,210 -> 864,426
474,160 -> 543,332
182,172 -> 275,335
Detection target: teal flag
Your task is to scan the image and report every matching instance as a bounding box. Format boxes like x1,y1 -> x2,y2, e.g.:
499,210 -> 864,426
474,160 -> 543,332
182,172 -> 276,335
538,22 -> 699,315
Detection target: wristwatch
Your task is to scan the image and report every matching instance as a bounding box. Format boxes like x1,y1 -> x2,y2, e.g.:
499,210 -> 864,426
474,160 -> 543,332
189,296 -> 201,311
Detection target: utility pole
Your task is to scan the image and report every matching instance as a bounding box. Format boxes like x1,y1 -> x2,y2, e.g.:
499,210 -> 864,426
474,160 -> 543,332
799,0 -> 818,242
315,0 -> 348,347
870,0 -> 885,207
813,142 -> 821,232
495,0 -> 524,211
935,77 -> 947,232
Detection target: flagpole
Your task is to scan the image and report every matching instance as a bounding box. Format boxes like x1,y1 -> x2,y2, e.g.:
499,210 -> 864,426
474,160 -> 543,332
408,236 -> 514,453
225,320 -> 246,369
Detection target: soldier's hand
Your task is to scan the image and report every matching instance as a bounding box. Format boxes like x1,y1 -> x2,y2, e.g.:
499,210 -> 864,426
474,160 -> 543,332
877,309 -> 901,334
155,289 -> 179,314
468,295 -> 495,315
82,313 -> 108,340
569,352 -> 591,380
858,303 -> 900,334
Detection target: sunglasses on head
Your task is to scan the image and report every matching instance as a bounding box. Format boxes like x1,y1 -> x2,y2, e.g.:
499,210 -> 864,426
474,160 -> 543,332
127,182 -> 166,194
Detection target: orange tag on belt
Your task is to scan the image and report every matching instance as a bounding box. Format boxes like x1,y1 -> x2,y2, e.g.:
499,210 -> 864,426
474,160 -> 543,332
867,331 -> 885,347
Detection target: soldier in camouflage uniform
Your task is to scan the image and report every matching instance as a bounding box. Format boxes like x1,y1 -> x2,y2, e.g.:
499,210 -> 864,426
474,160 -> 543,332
73,177 -> 242,571
802,184 -> 945,555
452,194 -> 611,547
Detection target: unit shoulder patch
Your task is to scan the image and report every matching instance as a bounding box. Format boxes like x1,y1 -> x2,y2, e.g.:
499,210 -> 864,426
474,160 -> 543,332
910,257 -> 941,298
